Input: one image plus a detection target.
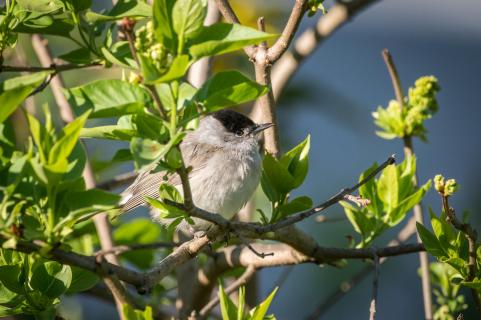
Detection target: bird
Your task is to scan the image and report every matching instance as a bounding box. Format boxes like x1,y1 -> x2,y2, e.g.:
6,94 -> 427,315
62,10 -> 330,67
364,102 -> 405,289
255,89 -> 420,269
119,109 -> 273,230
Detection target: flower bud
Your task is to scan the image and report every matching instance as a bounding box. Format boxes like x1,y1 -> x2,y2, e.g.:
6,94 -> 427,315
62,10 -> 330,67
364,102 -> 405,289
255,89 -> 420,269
434,174 -> 445,193
444,179 -> 459,196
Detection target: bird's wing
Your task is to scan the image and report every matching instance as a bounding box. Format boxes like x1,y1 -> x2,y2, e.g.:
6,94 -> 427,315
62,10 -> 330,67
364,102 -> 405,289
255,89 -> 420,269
119,141 -> 220,213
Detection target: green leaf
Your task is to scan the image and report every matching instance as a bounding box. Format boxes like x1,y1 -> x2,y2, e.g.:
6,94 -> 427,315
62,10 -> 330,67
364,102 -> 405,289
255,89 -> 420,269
0,72 -> 51,123
48,111 -> 90,167
0,265 -> 24,294
142,55 -> 191,84
65,79 -> 152,118
280,135 -> 310,188
278,196 -> 312,217
58,47 -> 93,64
341,201 -> 375,246
130,138 -> 165,168
80,125 -> 137,141
66,267 -> 99,294
237,286 -> 245,320
250,287 -> 278,320
114,218 -> 162,269
262,153 -> 295,196
17,0 -> 63,13
101,41 -> 137,69
377,164 -> 398,210
146,197 -> 185,219
84,0 -> 151,23
189,23 -> 277,59
388,180 -> 431,226
219,284 -> 238,320
416,222 -> 446,259
173,0 -> 206,51
121,304 -> 154,320
153,0 -> 176,52
194,71 -> 268,111
30,262 -> 72,298
359,163 -> 383,217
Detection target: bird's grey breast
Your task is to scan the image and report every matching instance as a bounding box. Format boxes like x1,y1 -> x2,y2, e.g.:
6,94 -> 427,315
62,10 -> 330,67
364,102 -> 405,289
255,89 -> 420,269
184,140 -> 261,220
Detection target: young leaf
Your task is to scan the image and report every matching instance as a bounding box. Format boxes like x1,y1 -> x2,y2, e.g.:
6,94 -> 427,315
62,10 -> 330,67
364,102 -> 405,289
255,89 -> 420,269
121,304 -> 154,320
114,218 -> 162,269
280,135 -> 310,188
250,287 -> 278,320
278,196 -> 313,217
262,154 -> 295,195
0,265 -> 24,294
194,71 -> 268,111
219,284 -> 238,320
0,72 -> 51,123
58,47 -> 93,64
66,267 -> 99,294
387,180 -> 431,226
416,222 -> 446,259
48,111 -> 91,166
65,80 -> 152,118
80,125 -> 137,141
377,164 -> 398,210
153,0 -> 177,52
172,0 -> 206,49
189,23 -> 277,59
30,262 -> 72,298
146,197 -> 186,219
84,0 -> 151,23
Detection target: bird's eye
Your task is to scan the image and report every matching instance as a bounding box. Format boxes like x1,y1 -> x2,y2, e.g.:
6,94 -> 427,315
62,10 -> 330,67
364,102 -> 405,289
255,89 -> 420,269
235,130 -> 244,136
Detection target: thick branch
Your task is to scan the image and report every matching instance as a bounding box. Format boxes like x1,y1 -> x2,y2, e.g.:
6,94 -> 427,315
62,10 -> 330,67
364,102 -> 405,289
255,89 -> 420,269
267,0 -> 308,63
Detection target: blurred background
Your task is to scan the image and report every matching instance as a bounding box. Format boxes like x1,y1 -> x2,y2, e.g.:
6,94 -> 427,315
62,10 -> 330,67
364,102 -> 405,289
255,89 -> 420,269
2,0 -> 480,319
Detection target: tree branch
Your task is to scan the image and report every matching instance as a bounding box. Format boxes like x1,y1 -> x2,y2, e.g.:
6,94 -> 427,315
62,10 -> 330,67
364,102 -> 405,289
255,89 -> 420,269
305,215 -> 418,319
214,0 -> 256,58
381,49 -> 433,320
0,62 -> 101,73
270,0 -> 380,100
369,251 -> 380,320
267,0 -> 308,63
171,154 -> 395,235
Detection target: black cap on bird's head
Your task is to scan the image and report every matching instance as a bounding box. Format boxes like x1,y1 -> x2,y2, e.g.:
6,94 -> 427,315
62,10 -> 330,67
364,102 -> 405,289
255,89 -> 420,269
212,109 -> 273,137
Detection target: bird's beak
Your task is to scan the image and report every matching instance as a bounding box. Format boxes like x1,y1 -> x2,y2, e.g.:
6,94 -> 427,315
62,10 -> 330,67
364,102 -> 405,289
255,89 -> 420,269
251,123 -> 274,135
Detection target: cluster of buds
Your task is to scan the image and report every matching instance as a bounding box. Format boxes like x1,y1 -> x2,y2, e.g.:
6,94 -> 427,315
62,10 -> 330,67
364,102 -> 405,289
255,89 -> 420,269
434,174 -> 459,197
372,75 -> 440,141
134,21 -> 172,72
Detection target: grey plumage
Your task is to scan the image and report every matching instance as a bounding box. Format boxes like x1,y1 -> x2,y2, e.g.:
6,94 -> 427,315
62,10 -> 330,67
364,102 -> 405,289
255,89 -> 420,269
119,110 -> 271,228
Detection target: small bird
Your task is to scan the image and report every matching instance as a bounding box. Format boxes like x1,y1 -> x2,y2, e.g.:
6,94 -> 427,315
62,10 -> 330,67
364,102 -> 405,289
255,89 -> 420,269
119,109 -> 273,230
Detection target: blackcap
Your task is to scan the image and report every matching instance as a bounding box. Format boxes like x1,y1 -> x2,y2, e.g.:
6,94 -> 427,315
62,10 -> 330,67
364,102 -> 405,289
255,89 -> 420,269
119,109 -> 273,230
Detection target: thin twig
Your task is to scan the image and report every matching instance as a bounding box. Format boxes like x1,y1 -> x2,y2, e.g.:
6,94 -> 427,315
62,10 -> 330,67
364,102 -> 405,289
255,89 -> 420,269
198,265 -> 256,318
305,216 -> 417,319
267,0 -> 308,63
381,49 -> 433,320
269,0 -> 380,101
0,62 -> 101,73
369,251 -> 380,320
214,0 -> 256,58
190,155 -> 394,234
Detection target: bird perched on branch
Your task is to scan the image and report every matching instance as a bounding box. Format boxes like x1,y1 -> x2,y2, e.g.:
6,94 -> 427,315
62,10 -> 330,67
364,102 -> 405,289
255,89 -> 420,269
119,109 -> 273,230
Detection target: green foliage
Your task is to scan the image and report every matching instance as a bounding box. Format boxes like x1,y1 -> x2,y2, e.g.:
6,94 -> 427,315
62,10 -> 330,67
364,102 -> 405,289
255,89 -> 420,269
341,155 -> 431,247
121,304 -> 153,320
219,284 -> 278,320
427,262 -> 468,320
261,135 -> 312,223
307,0 -> 326,16
373,76 -> 440,141
416,205 -> 481,295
